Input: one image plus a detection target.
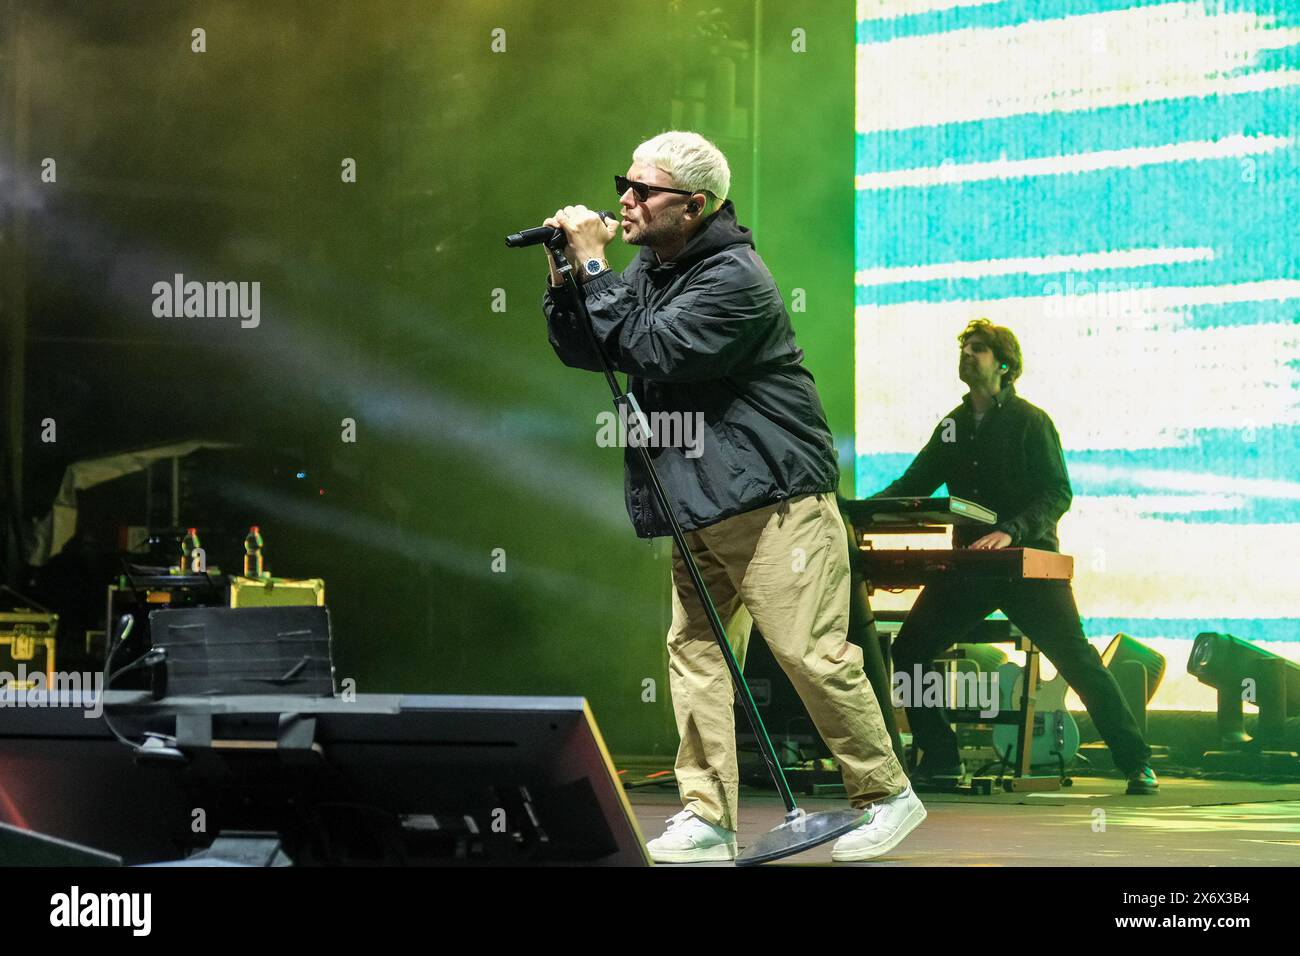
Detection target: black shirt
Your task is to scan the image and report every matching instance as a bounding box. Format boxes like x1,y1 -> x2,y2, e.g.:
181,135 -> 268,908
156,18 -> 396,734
872,384 -> 1072,552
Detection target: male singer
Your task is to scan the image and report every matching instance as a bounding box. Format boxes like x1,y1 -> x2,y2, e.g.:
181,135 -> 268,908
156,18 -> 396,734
541,131 -> 925,862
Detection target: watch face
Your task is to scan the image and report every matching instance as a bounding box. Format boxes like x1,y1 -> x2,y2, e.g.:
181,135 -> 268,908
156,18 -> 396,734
584,259 -> 603,275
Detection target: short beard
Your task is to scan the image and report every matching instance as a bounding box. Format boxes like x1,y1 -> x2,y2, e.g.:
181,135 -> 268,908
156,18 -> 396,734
625,206 -> 687,249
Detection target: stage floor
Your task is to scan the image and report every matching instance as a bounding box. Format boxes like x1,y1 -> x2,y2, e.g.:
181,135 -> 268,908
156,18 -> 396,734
623,776 -> 1300,865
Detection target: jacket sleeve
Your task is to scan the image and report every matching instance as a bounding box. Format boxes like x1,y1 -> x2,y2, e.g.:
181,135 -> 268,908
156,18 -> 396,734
543,282 -> 606,373
997,415 -> 1073,545
870,421 -> 947,498
569,255 -> 777,383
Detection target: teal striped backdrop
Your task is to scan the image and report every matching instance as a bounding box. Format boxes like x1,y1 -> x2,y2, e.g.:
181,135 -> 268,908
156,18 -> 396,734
854,0 -> 1300,708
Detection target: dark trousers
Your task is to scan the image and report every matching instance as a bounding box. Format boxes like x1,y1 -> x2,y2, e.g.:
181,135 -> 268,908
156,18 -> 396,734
891,577 -> 1151,775
844,511 -> 906,766
850,581 -> 906,767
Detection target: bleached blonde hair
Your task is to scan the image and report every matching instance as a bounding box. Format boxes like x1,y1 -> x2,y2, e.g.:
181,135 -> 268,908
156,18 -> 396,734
632,131 -> 730,213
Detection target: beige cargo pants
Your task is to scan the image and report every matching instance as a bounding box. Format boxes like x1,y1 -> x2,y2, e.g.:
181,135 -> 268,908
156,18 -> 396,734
667,492 -> 908,830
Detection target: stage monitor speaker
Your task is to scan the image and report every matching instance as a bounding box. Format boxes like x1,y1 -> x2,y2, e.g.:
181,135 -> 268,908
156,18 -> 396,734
0,822 -> 123,866
0,691 -> 650,866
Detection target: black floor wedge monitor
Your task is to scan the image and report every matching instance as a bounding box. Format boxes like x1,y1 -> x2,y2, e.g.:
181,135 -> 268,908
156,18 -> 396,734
0,692 -> 649,866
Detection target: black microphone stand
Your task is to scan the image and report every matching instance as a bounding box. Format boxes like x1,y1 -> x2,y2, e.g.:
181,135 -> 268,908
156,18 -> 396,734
545,235 -> 869,864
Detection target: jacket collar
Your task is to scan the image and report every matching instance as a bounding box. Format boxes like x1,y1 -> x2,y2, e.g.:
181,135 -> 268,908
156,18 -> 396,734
961,382 -> 1017,413
637,200 -> 754,273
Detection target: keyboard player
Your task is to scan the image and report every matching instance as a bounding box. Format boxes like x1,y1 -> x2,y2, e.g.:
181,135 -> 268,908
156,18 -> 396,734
872,319 -> 1158,795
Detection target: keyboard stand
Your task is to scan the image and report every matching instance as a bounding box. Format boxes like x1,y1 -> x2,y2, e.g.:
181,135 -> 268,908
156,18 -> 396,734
876,614 -> 1066,793
999,638 -> 1062,793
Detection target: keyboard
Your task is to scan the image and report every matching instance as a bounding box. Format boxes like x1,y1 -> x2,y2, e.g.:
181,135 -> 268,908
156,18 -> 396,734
857,547 -> 1074,586
840,496 -> 996,533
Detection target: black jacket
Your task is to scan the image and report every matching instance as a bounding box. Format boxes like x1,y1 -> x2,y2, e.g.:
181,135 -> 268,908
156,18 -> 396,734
543,201 -> 839,538
872,384 -> 1072,552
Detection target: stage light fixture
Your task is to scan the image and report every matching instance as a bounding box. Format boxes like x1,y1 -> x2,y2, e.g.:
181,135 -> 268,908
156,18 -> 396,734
1188,632 -> 1300,748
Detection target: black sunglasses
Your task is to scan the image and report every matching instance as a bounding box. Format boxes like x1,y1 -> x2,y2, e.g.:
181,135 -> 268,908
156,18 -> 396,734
615,174 -> 701,203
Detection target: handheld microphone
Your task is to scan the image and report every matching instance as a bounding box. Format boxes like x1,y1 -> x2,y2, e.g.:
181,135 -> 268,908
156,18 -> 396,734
505,210 -> 618,248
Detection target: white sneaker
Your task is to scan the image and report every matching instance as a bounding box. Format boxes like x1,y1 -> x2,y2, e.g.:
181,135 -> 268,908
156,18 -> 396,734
831,786 -> 927,862
645,809 -> 738,863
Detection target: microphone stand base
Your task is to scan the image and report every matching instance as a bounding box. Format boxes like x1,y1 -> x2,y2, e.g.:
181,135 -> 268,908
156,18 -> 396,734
734,807 -> 870,866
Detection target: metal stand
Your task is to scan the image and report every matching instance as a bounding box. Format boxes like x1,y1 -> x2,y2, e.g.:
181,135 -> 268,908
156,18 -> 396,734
1001,642 -> 1061,792
547,240 -> 867,864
